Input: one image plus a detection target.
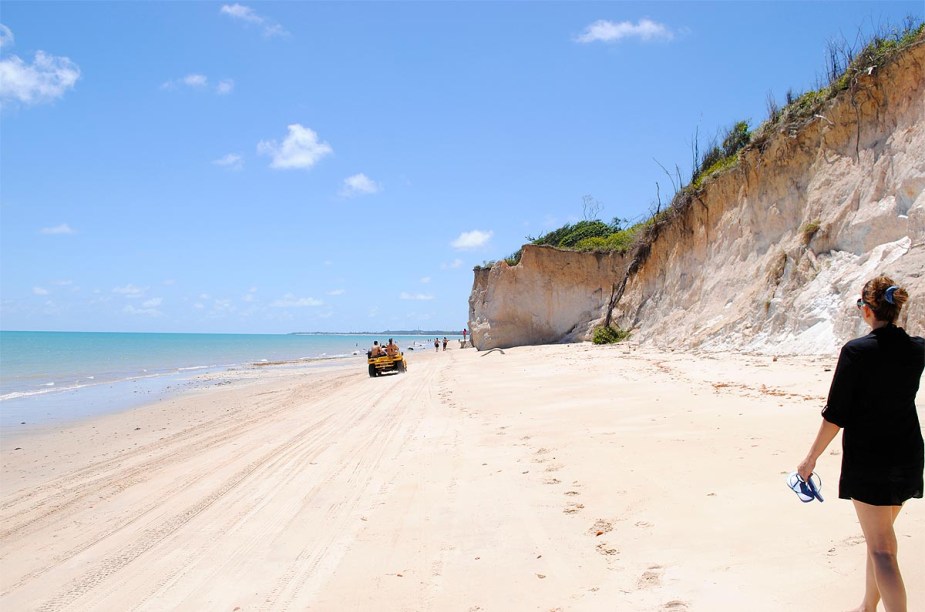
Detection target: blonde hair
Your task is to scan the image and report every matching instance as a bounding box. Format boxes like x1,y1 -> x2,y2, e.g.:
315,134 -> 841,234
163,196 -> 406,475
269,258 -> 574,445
862,275 -> 909,323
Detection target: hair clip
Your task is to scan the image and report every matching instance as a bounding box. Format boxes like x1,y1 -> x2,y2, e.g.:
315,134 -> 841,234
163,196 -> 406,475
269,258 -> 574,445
884,285 -> 899,304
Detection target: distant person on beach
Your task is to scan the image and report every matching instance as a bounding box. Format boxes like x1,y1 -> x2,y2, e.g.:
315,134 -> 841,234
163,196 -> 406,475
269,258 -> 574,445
442,337 -> 448,351
369,341 -> 385,358
434,338 -> 440,352
385,338 -> 400,357
796,276 -> 923,612
462,328 -> 468,342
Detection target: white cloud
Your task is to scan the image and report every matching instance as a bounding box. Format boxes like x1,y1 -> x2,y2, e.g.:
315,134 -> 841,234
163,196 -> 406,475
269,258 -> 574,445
451,230 -> 493,249
33,286 -> 49,296
161,74 -> 233,95
271,293 -> 323,307
400,292 -> 434,301
339,173 -> 381,197
211,298 -> 234,313
327,289 -> 345,296
441,258 -> 464,269
220,4 -> 289,38
124,297 -> 162,316
258,124 -> 333,170
575,19 -> 673,44
0,24 -> 14,48
221,4 -> 261,23
213,153 -> 243,170
183,73 -> 208,87
40,223 -> 75,235
112,284 -> 147,297
0,40 -> 80,106
420,276 -> 431,284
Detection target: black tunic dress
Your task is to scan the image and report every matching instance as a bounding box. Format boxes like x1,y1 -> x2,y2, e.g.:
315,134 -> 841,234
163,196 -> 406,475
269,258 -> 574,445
821,325 -> 925,505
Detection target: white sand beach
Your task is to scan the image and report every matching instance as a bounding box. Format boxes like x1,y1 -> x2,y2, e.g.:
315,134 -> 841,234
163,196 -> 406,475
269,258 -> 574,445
1,344 -> 922,611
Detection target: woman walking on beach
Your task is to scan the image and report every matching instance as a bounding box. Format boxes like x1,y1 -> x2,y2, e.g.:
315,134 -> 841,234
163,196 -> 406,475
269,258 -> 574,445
797,276 -> 923,612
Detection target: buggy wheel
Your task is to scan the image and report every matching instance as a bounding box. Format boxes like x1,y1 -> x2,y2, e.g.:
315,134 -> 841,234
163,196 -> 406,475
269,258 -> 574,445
368,364 -> 377,378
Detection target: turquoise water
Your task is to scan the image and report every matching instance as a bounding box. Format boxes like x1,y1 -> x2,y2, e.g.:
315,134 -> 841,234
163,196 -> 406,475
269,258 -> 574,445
0,331 -> 448,428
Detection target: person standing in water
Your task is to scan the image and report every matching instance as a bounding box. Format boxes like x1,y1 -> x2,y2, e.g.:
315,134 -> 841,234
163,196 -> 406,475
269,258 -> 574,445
796,276 -> 923,612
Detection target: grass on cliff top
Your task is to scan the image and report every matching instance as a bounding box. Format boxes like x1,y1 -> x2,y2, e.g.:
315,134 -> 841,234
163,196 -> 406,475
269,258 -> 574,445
498,218 -> 641,266
479,19 -> 923,273
757,18 -> 924,141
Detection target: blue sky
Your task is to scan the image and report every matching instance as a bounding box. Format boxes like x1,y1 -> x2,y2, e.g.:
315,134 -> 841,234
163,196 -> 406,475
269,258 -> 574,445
1,1 -> 921,334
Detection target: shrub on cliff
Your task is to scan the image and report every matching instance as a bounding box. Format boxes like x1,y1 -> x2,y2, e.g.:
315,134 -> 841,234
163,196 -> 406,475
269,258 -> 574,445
505,218 -> 629,265
531,219 -> 620,249
592,325 -> 630,344
691,120 -> 752,189
575,225 -> 639,252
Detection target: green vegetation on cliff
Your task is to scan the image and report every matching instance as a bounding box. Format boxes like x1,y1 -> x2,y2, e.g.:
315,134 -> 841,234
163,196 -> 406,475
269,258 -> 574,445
488,19 -> 923,271
592,325 -> 630,344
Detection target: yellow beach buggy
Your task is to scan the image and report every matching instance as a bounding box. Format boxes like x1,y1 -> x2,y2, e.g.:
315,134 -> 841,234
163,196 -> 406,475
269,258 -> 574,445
367,352 -> 407,377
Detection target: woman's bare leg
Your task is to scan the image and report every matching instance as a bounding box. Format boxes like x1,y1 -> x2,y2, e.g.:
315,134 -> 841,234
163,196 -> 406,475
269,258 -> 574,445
854,551 -> 879,612
851,501 -> 905,612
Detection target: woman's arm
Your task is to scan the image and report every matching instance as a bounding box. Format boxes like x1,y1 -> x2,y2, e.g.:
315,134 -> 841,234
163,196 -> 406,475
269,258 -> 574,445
797,418 -> 841,480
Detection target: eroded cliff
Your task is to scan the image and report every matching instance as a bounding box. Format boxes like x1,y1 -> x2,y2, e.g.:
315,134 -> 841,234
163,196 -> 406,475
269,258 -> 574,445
469,39 -> 925,354
469,247 -> 627,349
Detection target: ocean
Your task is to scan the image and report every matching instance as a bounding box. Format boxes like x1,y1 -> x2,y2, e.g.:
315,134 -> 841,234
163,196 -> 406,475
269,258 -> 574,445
0,331 -> 452,429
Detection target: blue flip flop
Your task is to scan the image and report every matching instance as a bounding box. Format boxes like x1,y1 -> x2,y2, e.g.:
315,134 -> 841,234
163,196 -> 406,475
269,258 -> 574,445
787,472 -> 824,502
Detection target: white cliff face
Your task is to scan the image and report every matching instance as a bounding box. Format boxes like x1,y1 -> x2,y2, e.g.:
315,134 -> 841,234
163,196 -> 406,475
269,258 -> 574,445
468,247 -> 626,350
616,41 -> 925,355
470,41 -> 925,355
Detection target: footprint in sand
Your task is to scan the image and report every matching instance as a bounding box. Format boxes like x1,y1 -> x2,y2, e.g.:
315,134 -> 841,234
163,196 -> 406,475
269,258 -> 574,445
564,490 -> 580,496
635,520 -> 653,528
841,535 -> 865,547
544,478 -> 561,485
588,519 -> 613,536
545,463 -> 564,472
637,565 -> 663,589
662,600 -> 690,610
828,534 -> 865,555
596,542 -> 618,556
563,502 -> 585,514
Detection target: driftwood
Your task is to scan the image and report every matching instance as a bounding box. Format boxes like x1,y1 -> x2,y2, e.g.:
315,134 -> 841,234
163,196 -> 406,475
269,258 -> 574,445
480,348 -> 506,356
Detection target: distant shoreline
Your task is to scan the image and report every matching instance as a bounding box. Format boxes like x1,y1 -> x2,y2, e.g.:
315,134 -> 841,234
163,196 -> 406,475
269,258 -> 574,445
289,330 -> 465,336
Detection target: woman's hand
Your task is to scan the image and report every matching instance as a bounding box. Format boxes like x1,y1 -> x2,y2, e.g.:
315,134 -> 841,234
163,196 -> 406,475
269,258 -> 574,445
797,456 -> 816,481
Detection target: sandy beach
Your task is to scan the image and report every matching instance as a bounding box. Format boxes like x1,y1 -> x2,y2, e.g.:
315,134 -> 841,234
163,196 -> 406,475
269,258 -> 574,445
1,344 -> 922,611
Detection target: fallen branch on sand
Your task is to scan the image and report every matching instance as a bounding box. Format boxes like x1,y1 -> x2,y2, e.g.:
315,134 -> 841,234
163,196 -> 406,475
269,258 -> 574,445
481,348 -> 506,356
